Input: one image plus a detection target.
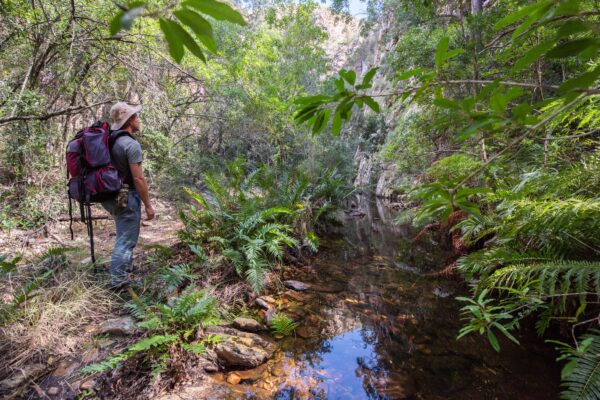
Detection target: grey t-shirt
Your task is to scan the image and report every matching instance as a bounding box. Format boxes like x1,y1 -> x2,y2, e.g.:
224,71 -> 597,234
111,134 -> 142,186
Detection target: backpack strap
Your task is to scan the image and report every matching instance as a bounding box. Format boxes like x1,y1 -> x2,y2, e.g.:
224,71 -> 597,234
108,130 -> 135,150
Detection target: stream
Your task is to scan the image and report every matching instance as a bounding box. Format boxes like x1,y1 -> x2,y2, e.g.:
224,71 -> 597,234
214,196 -> 560,399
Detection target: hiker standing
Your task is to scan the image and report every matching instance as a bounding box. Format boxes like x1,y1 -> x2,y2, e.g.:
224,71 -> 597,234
102,102 -> 155,288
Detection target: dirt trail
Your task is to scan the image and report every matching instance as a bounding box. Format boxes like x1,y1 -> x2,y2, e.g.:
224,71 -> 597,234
0,196 -> 183,264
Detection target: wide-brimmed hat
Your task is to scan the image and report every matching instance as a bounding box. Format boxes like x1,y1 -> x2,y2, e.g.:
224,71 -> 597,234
109,102 -> 142,131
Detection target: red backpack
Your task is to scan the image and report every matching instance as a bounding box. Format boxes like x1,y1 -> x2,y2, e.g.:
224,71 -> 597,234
66,121 -> 131,263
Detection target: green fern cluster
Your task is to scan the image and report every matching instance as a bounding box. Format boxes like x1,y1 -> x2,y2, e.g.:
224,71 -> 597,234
179,158 -> 350,292
455,166 -> 600,397
85,287 -> 221,375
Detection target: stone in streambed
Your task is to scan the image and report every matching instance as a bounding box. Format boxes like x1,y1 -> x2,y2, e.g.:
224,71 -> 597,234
231,317 -> 266,332
283,280 -> 309,291
255,296 -> 275,310
206,326 -> 276,369
226,372 -> 242,385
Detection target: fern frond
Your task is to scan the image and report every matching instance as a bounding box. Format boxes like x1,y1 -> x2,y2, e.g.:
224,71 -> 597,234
269,313 -> 298,336
484,260 -> 600,299
561,330 -> 600,400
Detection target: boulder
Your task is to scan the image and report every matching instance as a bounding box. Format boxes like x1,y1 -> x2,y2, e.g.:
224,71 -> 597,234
0,363 -> 46,390
97,316 -> 135,336
231,317 -> 266,332
206,326 -> 276,368
283,280 -> 309,291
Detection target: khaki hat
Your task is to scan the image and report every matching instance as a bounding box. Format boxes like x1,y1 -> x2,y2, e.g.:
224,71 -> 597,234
109,102 -> 142,131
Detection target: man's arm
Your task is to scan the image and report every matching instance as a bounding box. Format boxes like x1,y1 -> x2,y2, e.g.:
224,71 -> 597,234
130,162 -> 155,220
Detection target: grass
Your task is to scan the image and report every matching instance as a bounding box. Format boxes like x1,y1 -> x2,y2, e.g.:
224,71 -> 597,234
0,254 -> 115,379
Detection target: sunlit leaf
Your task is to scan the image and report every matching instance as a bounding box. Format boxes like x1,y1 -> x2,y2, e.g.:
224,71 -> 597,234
174,9 -> 217,53
183,0 -> 246,26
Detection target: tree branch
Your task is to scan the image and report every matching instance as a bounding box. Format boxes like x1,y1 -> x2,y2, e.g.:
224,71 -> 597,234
0,100 -> 114,126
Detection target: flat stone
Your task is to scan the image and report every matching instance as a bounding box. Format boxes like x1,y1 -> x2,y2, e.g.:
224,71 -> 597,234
231,364 -> 268,382
0,363 -> 46,390
255,296 -> 275,310
283,280 -> 309,291
47,387 -> 60,396
97,316 -> 135,336
231,317 -> 266,332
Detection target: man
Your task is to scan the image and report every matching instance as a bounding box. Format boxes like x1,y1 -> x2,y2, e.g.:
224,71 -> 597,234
102,102 -> 155,289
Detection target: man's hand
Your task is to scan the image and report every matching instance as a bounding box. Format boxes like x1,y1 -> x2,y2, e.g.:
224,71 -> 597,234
145,205 -> 156,221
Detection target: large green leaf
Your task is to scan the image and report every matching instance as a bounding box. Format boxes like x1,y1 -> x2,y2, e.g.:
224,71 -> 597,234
183,0 -> 246,26
169,20 -> 206,62
435,36 -> 449,68
546,38 -> 600,59
494,0 -> 550,30
174,9 -> 217,53
159,19 -> 184,63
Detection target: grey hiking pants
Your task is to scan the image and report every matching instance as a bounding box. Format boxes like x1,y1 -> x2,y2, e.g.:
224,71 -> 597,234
101,191 -> 141,285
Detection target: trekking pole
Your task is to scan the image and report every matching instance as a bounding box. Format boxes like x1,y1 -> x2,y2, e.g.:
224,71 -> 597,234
85,202 -> 97,271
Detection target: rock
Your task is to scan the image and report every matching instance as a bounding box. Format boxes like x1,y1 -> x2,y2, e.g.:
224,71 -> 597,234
79,257 -> 92,265
226,373 -> 241,385
0,363 -> 46,390
231,317 -> 266,332
230,364 -> 268,382
284,290 -> 307,302
255,296 -> 275,310
264,307 -> 276,325
47,387 -> 60,396
296,326 -> 320,339
51,359 -> 79,377
80,379 -> 95,390
81,348 -> 100,364
206,326 -> 276,368
283,280 -> 309,291
97,316 -> 135,336
196,355 -> 219,372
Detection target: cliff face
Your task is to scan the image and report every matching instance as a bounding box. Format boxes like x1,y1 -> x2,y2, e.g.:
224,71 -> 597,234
314,9 -> 416,199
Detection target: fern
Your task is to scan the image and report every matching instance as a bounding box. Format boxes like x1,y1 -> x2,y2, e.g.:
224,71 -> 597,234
269,313 -> 298,336
561,330 -> 600,400
484,261 -> 600,300
0,254 -> 21,274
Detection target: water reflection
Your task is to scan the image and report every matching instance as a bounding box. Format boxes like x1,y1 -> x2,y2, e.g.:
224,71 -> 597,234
232,197 -> 560,399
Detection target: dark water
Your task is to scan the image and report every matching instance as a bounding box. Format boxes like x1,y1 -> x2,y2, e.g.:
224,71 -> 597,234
233,196 -> 561,399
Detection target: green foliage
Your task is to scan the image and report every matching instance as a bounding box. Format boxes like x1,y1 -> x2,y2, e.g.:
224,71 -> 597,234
426,154 -> 482,182
0,247 -> 71,325
180,158 -> 349,292
110,0 -> 246,63
554,331 -> 600,400
269,313 -> 298,336
85,287 -> 221,374
294,67 -> 381,136
456,289 -> 520,352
